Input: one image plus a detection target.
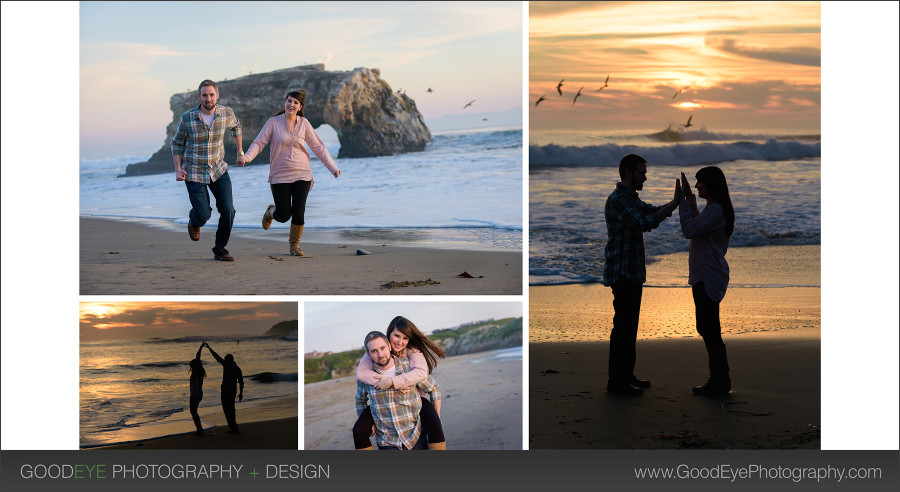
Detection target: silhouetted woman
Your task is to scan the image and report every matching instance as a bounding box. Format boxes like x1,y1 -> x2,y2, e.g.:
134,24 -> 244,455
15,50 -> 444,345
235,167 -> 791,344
243,90 -> 341,256
680,167 -> 735,395
353,316 -> 447,450
189,342 -> 206,435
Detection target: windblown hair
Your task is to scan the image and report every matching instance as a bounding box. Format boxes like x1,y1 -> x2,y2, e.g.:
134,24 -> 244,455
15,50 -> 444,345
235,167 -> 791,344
274,90 -> 307,117
618,153 -> 647,179
189,358 -> 206,379
695,166 -> 735,236
387,316 -> 446,374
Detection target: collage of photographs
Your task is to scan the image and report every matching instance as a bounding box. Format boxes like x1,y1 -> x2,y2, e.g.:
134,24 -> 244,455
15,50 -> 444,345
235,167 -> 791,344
1,1 -> 898,490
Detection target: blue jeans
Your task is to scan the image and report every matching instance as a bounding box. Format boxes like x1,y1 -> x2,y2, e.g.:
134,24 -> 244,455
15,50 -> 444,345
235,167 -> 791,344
185,172 -> 235,256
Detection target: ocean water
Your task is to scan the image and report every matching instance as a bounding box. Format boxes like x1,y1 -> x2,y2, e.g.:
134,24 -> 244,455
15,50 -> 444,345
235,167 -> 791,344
530,127 -> 821,286
80,335 -> 298,448
80,127 -> 523,251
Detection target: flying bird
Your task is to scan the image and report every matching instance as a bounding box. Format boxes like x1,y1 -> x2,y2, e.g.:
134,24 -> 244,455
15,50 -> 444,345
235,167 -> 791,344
683,114 -> 693,128
463,100 -> 475,109
427,88 -> 433,93
556,79 -> 565,96
597,74 -> 609,91
672,86 -> 690,99
535,95 -> 546,106
573,86 -> 583,105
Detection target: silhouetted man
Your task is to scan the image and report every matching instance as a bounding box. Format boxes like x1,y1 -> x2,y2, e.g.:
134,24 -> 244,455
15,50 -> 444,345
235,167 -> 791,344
205,342 -> 244,432
603,154 -> 681,395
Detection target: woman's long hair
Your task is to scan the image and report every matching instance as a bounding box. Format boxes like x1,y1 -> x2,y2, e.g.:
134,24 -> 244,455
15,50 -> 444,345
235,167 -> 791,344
274,90 -> 306,117
695,166 -> 735,236
189,358 -> 206,379
387,316 -> 445,374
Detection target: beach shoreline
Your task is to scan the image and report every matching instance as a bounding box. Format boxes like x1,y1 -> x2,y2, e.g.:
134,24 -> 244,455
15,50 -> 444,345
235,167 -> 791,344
529,245 -> 821,449
305,348 -> 523,450
87,396 -> 298,450
79,217 -> 522,295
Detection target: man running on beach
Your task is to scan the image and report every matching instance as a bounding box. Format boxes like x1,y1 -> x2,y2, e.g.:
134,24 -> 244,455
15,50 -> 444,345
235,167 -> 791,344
603,154 -> 681,395
354,331 -> 439,450
204,342 -> 244,432
172,79 -> 246,261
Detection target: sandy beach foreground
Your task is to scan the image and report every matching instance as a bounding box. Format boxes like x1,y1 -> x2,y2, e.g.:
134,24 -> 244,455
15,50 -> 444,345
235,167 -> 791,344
530,245 -> 821,449
79,217 -> 522,295
305,348 -> 522,450
92,396 -> 298,450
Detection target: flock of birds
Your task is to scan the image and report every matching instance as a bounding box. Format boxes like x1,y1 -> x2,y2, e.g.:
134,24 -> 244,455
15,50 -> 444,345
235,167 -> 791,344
535,75 -> 696,127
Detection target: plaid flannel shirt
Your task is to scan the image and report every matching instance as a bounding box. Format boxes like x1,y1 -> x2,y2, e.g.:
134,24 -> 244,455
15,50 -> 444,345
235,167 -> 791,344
171,105 -> 241,184
603,182 -> 672,286
355,355 -> 440,450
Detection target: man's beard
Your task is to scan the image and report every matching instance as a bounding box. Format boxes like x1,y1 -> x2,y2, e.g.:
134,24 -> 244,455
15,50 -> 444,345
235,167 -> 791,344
203,102 -> 216,111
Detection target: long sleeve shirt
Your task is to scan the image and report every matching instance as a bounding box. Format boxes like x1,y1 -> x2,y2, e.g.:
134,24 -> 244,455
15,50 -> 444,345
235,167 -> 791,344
244,115 -> 338,185
679,196 -> 730,302
171,105 -> 242,183
603,182 -> 673,286
357,348 -> 429,392
355,355 -> 440,450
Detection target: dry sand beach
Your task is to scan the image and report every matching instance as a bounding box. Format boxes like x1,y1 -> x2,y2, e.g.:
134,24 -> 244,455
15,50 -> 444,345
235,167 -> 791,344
79,217 -> 522,295
530,245 -> 821,449
305,348 -> 523,450
91,396 -> 298,450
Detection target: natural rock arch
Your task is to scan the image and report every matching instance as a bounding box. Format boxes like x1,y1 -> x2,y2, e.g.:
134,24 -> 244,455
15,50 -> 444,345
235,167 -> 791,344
122,64 -> 431,177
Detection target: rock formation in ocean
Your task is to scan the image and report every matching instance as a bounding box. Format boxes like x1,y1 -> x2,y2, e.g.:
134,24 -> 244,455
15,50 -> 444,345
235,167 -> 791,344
122,64 -> 431,177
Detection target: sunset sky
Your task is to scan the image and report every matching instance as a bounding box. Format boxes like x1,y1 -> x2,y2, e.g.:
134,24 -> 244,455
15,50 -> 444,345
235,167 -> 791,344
530,1 -> 821,133
305,301 -> 523,353
79,302 -> 297,342
79,1 -> 522,159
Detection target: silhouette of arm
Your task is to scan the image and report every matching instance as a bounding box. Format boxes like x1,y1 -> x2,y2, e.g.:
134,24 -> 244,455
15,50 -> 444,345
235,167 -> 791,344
195,343 -> 204,361
207,345 -> 225,365
236,365 -> 244,401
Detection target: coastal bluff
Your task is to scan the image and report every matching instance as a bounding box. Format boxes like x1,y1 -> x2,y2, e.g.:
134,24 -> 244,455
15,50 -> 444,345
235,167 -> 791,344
122,64 -> 431,177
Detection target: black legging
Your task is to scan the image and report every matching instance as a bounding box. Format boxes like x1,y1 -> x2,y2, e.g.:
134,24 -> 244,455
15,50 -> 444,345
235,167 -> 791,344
270,179 -> 312,226
189,396 -> 202,432
692,282 -> 725,350
352,397 -> 445,449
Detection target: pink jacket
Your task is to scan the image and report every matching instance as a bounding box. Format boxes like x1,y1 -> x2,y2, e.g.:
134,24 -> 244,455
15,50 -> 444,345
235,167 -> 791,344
245,115 -> 338,186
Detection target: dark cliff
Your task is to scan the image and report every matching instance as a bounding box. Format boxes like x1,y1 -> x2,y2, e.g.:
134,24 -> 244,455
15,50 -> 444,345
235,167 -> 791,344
122,64 -> 431,177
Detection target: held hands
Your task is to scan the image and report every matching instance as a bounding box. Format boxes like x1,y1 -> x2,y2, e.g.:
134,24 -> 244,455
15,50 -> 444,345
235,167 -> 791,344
680,172 -> 694,199
236,155 -> 247,167
673,178 -> 682,202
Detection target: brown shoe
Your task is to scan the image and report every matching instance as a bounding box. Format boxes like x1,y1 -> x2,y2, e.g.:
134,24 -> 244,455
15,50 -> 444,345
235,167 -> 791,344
188,222 -> 200,241
214,253 -> 235,262
261,204 -> 276,230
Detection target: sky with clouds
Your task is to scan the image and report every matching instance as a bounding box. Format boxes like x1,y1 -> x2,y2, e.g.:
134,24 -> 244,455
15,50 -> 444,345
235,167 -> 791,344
79,302 -> 297,342
79,1 -> 523,159
529,1 -> 821,134
304,301 -> 523,353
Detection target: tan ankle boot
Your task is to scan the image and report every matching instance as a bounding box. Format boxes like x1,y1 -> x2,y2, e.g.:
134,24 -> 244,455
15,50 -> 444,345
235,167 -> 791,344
261,204 -> 276,230
289,224 -> 304,256
427,442 -> 446,450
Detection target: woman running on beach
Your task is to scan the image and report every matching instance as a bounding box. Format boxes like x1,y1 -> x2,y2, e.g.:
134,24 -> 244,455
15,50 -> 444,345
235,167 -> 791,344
353,316 -> 447,450
679,167 -> 735,395
189,342 -> 207,435
243,90 -> 341,256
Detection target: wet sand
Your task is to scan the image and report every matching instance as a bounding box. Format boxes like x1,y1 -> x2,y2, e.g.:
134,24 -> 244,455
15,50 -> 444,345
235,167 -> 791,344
79,217 -> 522,295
